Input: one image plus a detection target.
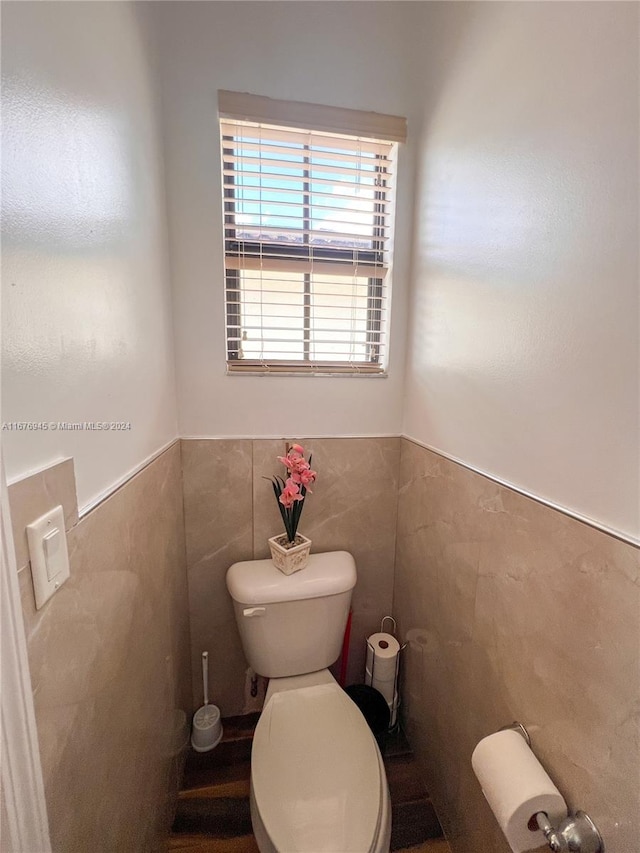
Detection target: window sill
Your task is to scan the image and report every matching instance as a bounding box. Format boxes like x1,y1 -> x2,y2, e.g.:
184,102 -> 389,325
226,365 -> 388,378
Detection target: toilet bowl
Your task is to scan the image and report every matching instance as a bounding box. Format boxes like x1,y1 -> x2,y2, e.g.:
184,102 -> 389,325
226,552 -> 392,853
250,670 -> 391,853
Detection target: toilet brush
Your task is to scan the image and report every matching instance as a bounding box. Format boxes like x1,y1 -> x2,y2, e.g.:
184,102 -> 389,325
191,651 -> 223,752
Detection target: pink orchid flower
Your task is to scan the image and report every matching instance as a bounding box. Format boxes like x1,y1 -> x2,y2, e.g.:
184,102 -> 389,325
292,466 -> 317,492
278,449 -> 303,468
279,477 -> 304,508
288,455 -> 310,475
278,445 -> 310,475
277,454 -> 297,470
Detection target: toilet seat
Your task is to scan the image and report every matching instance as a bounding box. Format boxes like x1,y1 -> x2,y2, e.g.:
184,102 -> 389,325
251,679 -> 388,852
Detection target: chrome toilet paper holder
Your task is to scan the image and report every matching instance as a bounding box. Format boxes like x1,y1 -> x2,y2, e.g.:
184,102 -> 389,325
535,811 -> 604,853
501,723 -> 606,853
365,617 -> 406,731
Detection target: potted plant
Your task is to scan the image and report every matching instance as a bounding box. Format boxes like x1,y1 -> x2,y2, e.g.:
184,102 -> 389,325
267,443 -> 316,574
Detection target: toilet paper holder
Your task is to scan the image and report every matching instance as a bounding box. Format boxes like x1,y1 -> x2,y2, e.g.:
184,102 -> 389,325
365,617 -> 406,730
366,617 -> 407,680
501,723 -> 605,853
534,811 -> 604,853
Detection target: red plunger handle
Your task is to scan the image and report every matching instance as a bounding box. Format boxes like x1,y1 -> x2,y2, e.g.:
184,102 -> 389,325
339,609 -> 353,687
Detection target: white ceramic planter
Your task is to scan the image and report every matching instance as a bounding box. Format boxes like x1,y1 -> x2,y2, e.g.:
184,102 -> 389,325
268,534 -> 312,575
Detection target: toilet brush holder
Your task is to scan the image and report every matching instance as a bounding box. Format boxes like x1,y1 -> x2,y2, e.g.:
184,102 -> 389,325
191,703 -> 222,752
191,651 -> 223,752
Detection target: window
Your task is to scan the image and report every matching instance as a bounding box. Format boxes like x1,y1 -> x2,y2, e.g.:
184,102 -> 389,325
218,92 -> 406,375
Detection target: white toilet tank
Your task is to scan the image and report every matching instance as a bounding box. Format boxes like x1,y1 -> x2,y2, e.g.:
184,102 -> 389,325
226,551 -> 356,678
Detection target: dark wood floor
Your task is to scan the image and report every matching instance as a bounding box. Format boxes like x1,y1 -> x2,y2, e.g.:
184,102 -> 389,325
169,713 -> 450,853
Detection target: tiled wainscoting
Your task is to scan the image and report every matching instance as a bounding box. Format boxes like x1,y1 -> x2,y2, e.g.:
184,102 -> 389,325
394,438 -> 640,853
9,435 -> 638,851
9,443 -> 191,851
181,437 -> 400,715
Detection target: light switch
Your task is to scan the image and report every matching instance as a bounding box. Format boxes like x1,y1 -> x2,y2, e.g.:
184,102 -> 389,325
43,528 -> 61,579
27,506 -> 70,609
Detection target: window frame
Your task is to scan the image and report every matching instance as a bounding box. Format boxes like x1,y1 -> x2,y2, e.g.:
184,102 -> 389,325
218,94 -> 406,376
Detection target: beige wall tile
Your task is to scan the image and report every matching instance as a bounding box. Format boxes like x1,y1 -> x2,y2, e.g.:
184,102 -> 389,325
18,444 -> 190,852
394,438 -> 640,853
252,438 -> 288,559
183,437 -> 400,715
181,439 -> 254,715
9,458 -> 78,571
296,437 -> 400,685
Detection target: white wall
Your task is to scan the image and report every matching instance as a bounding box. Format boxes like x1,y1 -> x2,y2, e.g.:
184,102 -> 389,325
4,1 -> 636,540
1,1 -> 178,510
404,2 -> 639,542
153,1 -> 421,438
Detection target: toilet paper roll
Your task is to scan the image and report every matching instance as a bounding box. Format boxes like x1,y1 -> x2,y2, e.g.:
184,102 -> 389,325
365,632 -> 400,704
471,730 -> 567,853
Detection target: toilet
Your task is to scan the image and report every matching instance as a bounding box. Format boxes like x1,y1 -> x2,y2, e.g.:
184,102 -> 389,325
226,550 -> 391,853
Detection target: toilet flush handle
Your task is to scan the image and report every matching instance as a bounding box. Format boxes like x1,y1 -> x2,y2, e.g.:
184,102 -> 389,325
243,607 -> 266,618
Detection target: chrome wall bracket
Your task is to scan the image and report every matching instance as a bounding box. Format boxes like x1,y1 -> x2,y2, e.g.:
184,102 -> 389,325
536,810 -> 605,853
499,720 -> 531,746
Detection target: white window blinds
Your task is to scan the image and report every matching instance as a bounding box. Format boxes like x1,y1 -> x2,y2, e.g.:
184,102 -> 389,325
219,93 -> 405,375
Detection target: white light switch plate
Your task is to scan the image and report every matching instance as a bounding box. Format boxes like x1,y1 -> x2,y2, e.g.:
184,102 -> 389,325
27,505 -> 70,609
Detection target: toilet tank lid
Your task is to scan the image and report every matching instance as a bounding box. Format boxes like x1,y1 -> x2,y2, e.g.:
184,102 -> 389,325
226,551 -> 356,605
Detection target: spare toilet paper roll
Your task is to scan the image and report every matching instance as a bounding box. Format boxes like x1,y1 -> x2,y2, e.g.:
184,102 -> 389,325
365,632 -> 400,704
471,730 -> 567,853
